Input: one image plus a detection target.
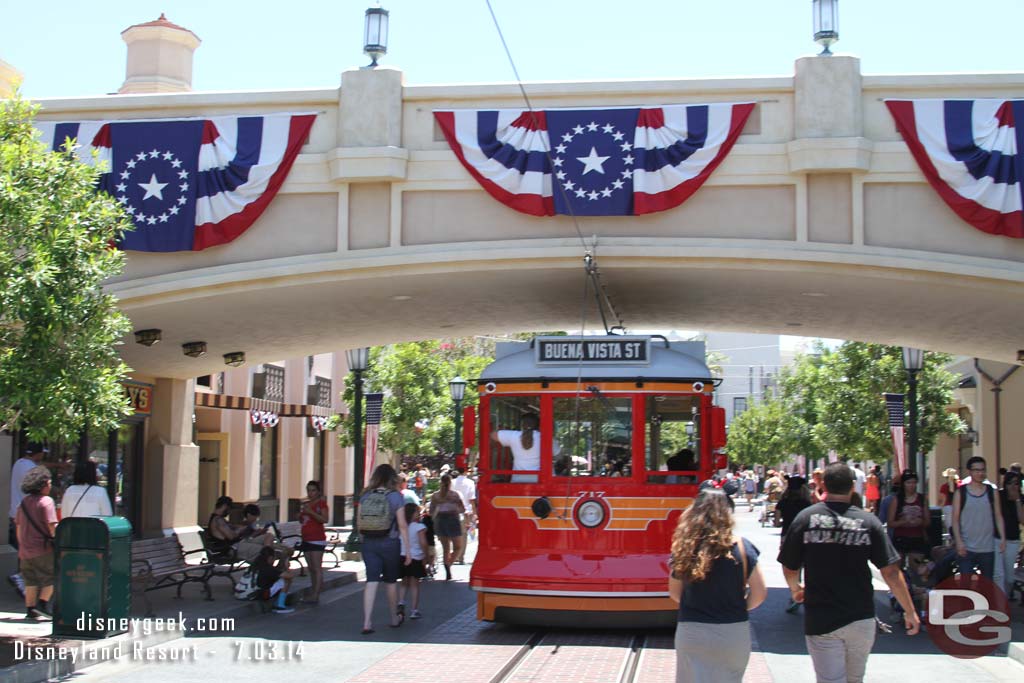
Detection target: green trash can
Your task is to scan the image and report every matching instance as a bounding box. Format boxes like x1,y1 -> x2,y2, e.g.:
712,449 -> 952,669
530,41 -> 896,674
53,516 -> 132,639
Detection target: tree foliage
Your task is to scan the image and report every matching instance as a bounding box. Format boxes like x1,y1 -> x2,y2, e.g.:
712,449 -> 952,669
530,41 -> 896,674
338,338 -> 493,459
0,93 -> 134,442
728,342 -> 962,466
725,395 -> 802,467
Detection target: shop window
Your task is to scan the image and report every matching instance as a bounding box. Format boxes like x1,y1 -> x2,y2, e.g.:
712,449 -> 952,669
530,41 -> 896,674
312,432 -> 326,486
259,425 -> 279,499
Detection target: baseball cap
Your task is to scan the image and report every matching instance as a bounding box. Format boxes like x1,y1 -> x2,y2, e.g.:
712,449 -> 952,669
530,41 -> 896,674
23,442 -> 49,455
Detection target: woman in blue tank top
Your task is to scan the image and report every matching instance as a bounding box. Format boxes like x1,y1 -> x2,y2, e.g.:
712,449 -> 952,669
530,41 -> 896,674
669,489 -> 767,683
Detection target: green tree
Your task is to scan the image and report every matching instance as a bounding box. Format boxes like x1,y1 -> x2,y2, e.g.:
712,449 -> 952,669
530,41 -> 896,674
777,344 -> 831,464
339,338 -> 493,459
0,93 -> 133,442
726,395 -> 802,467
785,342 -> 963,463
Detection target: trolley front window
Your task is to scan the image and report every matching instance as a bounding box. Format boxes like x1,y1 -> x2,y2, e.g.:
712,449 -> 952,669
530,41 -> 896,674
552,396 -> 633,477
489,396 -> 542,483
646,395 -> 701,483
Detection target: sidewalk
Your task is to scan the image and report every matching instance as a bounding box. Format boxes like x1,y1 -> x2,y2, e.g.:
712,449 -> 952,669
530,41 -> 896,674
0,533 -> 363,683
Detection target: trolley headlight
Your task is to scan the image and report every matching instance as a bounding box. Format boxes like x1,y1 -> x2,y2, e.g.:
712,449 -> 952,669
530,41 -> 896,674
484,382 -> 497,394
576,499 -> 606,528
692,381 -> 704,393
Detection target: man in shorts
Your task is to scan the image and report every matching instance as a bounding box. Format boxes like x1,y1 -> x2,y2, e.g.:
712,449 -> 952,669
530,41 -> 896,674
779,463 -> 918,683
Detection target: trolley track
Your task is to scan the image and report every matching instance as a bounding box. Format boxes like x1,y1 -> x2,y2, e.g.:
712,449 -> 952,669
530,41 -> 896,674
490,630 -> 658,683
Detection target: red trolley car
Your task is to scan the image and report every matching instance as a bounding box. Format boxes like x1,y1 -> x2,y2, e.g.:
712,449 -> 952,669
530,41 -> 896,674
465,335 -> 727,627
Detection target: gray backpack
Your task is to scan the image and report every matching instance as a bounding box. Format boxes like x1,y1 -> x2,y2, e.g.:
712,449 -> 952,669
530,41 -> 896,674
358,488 -> 393,537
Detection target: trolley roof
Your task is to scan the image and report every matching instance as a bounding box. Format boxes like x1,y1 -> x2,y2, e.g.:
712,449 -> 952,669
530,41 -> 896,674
479,336 -> 714,383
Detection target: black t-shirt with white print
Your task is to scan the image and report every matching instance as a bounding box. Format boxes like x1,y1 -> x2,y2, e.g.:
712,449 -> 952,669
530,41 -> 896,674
778,501 -> 899,636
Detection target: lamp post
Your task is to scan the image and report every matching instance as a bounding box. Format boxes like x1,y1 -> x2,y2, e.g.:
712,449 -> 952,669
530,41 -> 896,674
902,347 -> 924,491
363,5 -> 389,68
449,376 -> 467,459
345,347 -> 370,549
812,0 -> 839,56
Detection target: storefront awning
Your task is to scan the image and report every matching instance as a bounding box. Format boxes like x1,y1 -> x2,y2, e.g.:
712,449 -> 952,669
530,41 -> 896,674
195,392 -> 333,417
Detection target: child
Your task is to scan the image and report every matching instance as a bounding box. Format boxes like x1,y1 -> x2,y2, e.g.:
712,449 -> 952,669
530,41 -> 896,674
420,509 -> 438,580
253,546 -> 297,614
397,503 -> 429,619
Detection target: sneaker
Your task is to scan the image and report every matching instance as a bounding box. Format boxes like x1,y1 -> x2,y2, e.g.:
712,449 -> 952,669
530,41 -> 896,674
27,607 -> 52,621
272,606 -> 295,614
410,610 -> 422,619
8,574 -> 25,598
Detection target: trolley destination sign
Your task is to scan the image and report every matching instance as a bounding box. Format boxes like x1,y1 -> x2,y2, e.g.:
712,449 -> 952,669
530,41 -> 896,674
535,337 -> 650,365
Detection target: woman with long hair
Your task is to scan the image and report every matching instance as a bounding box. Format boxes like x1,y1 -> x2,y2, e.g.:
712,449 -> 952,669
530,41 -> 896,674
887,471 -> 930,557
810,468 -> 827,503
61,461 -> 112,518
669,489 -> 766,683
359,464 -> 411,634
491,413 -> 546,482
429,473 -> 465,581
775,478 -> 813,615
298,480 -> 328,604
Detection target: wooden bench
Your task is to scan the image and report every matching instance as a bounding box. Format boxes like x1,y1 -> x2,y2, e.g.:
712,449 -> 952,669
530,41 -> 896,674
197,529 -> 251,583
275,521 -> 341,569
131,535 -> 214,617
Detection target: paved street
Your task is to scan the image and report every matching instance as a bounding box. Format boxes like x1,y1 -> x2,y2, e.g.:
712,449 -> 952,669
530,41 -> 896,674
7,504 -> 1024,682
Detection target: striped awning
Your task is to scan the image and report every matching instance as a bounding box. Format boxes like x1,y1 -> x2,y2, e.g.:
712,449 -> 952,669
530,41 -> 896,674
195,393 -> 279,412
279,402 -> 333,418
195,392 -> 333,417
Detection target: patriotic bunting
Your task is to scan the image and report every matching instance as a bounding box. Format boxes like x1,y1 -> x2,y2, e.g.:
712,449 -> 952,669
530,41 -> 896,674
886,99 -> 1024,238
434,103 -> 754,217
250,409 -> 279,430
36,113 -> 316,251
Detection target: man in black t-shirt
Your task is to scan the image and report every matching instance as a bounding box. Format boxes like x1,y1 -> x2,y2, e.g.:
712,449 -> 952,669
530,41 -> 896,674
779,463 -> 919,683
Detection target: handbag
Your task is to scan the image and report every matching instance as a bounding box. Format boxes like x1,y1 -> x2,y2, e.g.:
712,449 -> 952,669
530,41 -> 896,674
19,499 -> 55,549
736,536 -> 750,598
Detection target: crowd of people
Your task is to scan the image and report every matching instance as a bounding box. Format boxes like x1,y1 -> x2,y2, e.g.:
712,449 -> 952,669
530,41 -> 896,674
670,457 -> 1023,683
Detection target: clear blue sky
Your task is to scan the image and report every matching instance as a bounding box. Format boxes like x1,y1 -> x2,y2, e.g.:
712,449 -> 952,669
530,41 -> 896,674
2,0 -> 1023,99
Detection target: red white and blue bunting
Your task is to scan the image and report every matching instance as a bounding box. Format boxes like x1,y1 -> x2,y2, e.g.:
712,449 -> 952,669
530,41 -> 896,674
434,103 -> 753,217
36,113 -> 316,251
250,409 -> 279,429
886,99 -> 1024,238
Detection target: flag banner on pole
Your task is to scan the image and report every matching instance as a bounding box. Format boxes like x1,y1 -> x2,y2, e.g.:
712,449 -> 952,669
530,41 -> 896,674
434,103 -> 754,217
363,393 -> 384,487
884,392 -> 907,473
36,113 -> 316,251
885,99 -> 1024,238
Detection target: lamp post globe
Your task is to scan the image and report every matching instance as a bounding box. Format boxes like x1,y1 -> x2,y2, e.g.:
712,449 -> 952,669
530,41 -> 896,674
449,376 -> 467,460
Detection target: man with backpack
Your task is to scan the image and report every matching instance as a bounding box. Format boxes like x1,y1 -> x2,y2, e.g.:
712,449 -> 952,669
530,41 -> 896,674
951,456 -> 1006,579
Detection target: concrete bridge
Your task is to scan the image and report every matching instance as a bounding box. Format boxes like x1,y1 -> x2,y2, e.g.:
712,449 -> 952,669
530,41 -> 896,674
29,56 -> 1024,381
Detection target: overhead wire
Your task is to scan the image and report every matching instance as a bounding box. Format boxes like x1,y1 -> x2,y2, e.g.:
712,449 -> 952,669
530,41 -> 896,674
484,0 -> 629,515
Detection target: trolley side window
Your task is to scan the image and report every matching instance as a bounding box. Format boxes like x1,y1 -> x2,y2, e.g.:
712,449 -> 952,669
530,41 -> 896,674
552,396 -> 633,477
646,395 -> 701,483
489,396 -> 542,483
